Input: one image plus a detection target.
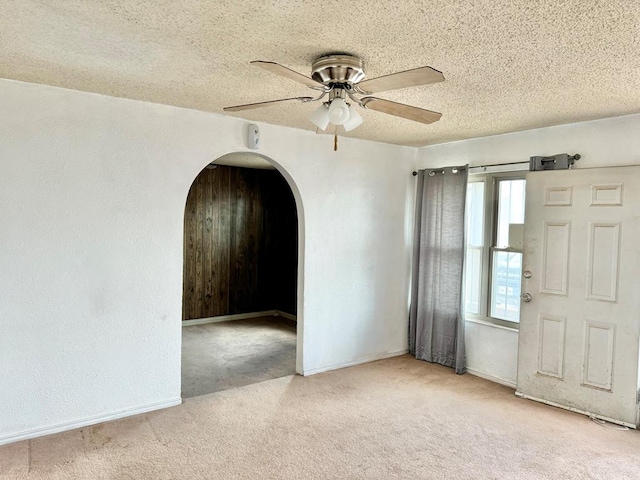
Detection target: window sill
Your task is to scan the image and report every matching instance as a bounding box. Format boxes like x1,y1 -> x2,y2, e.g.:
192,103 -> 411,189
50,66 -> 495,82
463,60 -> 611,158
465,316 -> 519,333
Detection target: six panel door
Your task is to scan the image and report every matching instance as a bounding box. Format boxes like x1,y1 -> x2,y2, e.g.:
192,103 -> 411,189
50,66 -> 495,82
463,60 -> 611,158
516,166 -> 640,427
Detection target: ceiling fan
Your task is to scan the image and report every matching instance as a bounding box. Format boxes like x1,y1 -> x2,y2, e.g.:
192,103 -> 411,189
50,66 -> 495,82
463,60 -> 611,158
223,54 -> 444,134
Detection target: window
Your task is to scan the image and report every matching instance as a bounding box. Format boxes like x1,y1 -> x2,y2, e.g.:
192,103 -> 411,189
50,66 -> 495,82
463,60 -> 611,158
465,175 -> 526,325
465,182 -> 485,315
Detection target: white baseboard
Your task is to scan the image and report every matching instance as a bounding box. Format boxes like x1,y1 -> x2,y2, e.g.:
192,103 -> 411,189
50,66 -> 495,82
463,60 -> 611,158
515,391 -> 636,429
0,397 -> 182,446
302,349 -> 409,376
466,368 -> 516,389
276,310 -> 297,321
182,310 -> 277,326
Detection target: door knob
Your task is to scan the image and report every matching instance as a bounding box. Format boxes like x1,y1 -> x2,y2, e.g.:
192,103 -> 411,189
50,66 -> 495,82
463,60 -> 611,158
521,293 -> 532,303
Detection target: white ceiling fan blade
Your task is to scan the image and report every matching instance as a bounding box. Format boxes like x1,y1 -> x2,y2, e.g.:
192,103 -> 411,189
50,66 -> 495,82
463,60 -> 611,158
251,61 -> 325,89
357,66 -> 444,94
361,97 -> 442,124
224,97 -> 313,112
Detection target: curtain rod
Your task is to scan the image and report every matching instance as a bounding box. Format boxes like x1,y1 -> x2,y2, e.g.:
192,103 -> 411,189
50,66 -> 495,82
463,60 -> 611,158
412,161 -> 529,176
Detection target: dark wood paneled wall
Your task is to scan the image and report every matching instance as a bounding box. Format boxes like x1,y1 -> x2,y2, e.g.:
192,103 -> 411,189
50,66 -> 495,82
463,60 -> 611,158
183,166 -> 297,320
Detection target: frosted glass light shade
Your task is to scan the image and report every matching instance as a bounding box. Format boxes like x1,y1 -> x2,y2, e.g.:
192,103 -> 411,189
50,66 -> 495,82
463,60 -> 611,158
343,105 -> 363,131
309,104 -> 330,130
327,98 -> 350,125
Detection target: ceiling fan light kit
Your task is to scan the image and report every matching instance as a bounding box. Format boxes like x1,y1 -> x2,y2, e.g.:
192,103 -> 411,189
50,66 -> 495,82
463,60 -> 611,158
309,103 -> 330,130
224,54 -> 445,144
343,105 -> 363,132
309,92 -> 362,132
327,97 -> 350,125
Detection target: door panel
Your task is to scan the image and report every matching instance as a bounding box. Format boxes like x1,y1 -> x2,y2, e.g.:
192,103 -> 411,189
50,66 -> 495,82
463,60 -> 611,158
540,221 -> 570,295
582,321 -> 615,390
538,314 -> 566,379
585,222 -> 620,302
516,167 -> 640,427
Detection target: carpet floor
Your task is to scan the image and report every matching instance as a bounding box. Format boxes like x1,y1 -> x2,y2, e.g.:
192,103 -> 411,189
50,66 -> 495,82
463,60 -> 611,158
181,316 -> 297,398
2,355 -> 640,479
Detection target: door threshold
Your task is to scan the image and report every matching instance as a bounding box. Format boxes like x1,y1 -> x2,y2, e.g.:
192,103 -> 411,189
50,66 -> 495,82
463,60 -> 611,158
515,391 -> 636,429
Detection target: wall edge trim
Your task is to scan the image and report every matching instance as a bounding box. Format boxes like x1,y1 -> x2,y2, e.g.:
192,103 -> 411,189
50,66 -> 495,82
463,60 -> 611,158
302,349 -> 409,376
275,310 -> 297,321
0,398 -> 182,446
182,311 -> 277,326
466,368 -> 516,389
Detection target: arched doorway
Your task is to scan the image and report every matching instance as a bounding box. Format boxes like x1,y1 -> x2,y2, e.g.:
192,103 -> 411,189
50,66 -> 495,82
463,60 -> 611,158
180,152 -> 303,398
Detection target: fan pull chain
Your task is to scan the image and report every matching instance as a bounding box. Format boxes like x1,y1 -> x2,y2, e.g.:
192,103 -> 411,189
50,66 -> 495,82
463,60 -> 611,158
334,134 -> 338,151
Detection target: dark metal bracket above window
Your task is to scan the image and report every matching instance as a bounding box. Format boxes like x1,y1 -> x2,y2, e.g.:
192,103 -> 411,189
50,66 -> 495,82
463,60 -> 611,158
529,153 -> 581,171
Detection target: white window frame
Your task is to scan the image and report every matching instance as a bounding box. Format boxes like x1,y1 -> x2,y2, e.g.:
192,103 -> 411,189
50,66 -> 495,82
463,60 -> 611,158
466,172 -> 525,329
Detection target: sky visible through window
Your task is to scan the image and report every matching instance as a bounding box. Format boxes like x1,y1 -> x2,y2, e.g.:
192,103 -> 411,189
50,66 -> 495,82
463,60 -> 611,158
492,179 -> 525,322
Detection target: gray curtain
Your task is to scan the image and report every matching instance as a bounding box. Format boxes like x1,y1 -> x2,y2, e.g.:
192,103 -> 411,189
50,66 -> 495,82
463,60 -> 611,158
409,166 -> 468,374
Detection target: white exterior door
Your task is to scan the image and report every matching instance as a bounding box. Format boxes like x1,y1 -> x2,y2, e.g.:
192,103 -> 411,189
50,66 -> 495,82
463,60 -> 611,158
516,166 -> 640,427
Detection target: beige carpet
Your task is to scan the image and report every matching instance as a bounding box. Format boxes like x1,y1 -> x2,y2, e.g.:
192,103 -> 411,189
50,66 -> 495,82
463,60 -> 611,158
181,316 -> 296,398
2,355 -> 640,479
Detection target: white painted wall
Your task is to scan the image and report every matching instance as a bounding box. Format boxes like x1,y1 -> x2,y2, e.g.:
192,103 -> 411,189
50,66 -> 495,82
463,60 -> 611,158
419,114 -> 640,169
4,76 -> 638,444
416,113 -> 640,387
0,79 -> 416,444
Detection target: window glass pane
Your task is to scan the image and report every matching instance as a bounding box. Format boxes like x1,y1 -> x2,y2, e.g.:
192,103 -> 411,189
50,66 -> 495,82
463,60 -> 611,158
491,251 -> 522,322
496,179 -> 526,248
465,246 -> 482,315
466,182 -> 485,247
464,182 -> 485,316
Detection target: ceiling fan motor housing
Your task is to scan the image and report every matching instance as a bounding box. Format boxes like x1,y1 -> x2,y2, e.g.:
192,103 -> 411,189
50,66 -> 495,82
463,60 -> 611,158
311,55 -> 365,85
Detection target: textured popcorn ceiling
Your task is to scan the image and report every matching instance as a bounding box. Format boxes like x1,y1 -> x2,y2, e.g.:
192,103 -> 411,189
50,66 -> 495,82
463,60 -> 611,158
1,1 -> 640,147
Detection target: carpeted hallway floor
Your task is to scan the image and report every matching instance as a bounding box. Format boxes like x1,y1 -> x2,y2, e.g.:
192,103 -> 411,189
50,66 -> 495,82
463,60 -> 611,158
2,355 -> 640,479
181,316 -> 297,398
